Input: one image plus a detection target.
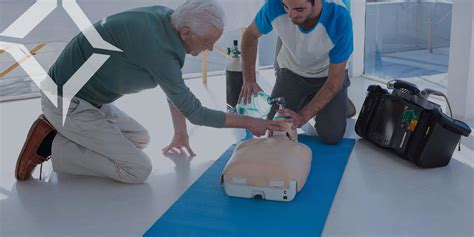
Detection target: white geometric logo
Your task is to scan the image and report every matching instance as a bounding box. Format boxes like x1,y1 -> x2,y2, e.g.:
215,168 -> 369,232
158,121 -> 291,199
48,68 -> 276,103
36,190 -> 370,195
0,0 -> 122,125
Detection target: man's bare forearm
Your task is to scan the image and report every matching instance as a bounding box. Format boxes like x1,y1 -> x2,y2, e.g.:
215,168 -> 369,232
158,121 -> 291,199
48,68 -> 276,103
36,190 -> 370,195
300,82 -> 341,120
300,63 -> 347,121
241,23 -> 260,83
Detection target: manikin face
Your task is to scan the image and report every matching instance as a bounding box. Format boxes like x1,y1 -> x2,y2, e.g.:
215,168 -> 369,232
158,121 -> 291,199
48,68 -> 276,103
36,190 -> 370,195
179,26 -> 223,56
282,0 -> 316,25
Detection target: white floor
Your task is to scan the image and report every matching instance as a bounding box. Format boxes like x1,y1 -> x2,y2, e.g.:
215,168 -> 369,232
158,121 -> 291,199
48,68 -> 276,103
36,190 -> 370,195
0,69 -> 473,237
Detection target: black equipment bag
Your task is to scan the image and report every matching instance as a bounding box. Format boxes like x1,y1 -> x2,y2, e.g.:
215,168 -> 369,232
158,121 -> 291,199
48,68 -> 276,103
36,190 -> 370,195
355,82 -> 471,168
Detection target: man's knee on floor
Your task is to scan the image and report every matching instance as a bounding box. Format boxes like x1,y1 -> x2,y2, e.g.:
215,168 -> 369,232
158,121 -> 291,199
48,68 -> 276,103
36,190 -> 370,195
116,159 -> 152,184
136,131 -> 150,149
120,166 -> 152,184
316,126 -> 346,145
127,130 -> 150,149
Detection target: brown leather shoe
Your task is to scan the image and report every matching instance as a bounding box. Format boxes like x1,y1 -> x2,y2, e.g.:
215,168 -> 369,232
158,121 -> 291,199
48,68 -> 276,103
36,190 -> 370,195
15,115 -> 56,181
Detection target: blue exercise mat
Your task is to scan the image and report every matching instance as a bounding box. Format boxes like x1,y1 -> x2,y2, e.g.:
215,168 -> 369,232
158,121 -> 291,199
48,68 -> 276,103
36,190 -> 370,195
144,135 -> 355,237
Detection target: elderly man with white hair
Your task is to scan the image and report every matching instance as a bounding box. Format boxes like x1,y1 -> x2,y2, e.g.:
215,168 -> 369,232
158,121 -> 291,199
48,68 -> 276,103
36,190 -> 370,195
14,0 -> 285,184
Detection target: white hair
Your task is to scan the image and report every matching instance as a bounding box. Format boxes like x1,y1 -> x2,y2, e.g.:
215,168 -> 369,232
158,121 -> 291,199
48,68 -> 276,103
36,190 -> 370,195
171,0 -> 225,36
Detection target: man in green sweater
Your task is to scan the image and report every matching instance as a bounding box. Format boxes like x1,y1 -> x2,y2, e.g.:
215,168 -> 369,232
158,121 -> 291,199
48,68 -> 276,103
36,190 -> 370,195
15,0 -> 285,183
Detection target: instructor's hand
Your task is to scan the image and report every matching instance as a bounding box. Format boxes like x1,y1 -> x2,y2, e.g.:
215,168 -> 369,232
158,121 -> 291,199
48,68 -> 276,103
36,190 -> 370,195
162,133 -> 196,157
238,81 -> 263,105
247,118 -> 288,137
277,108 -> 309,130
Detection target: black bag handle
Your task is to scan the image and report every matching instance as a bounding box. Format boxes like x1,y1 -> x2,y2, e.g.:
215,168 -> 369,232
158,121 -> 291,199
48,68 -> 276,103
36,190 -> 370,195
387,80 -> 420,96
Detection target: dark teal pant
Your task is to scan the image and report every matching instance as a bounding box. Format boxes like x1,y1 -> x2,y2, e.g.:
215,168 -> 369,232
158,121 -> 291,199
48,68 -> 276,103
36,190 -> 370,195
268,68 -> 350,144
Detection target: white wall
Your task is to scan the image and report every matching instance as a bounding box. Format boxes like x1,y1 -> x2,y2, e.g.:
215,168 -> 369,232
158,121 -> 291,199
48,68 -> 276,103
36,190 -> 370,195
447,0 -> 474,120
0,0 -> 265,75
0,0 -> 263,42
350,0 -> 366,77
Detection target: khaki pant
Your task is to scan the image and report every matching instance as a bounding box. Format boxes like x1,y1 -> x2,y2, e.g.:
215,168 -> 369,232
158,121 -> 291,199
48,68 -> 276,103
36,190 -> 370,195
41,94 -> 152,183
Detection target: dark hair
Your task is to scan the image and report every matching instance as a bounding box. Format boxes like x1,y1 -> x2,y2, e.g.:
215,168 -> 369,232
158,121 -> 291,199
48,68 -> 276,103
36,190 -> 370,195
281,0 -> 316,6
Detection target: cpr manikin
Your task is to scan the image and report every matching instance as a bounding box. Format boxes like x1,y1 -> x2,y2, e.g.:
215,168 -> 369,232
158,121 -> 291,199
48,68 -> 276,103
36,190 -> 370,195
221,101 -> 312,202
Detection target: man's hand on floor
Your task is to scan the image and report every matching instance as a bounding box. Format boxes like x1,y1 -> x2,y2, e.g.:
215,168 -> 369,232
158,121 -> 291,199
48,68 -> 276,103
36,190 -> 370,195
162,133 -> 196,157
